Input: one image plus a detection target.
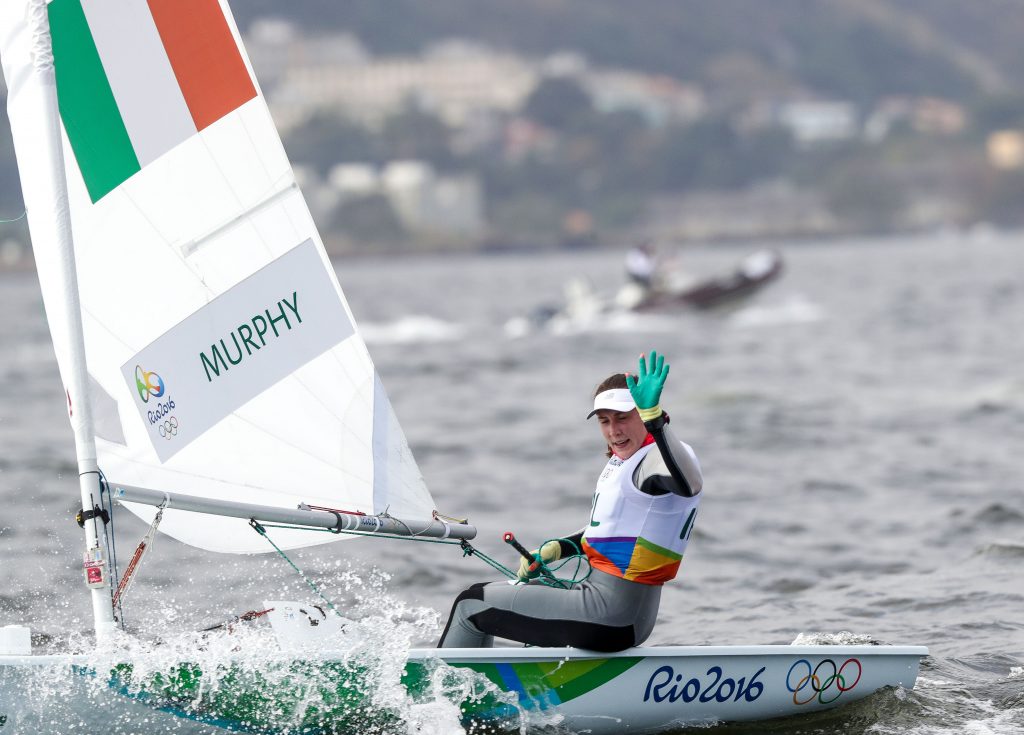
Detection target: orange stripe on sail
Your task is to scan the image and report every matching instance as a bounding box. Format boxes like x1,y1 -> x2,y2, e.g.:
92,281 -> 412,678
147,0 -> 256,131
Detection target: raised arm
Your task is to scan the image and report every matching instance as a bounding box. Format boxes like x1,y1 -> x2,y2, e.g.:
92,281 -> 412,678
635,418 -> 703,497
627,350 -> 703,497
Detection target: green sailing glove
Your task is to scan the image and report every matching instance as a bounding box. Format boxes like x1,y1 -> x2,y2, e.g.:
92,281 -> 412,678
626,350 -> 670,422
516,540 -> 562,581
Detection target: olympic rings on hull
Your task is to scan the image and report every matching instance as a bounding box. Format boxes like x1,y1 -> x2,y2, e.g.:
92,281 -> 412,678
786,658 -> 862,705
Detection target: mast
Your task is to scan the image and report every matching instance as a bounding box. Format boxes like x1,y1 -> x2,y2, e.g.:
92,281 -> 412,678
6,0 -> 115,639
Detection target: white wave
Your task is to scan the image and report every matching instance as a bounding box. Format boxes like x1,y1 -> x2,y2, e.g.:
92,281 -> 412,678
790,630 -> 879,646
503,309 -> 683,339
728,294 -> 826,328
1,568 -> 516,735
359,315 -> 465,345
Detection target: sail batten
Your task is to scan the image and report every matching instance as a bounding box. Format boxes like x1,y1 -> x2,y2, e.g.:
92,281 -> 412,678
180,180 -> 299,258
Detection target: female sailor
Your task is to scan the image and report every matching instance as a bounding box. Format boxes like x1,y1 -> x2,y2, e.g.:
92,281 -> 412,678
438,350 -> 703,651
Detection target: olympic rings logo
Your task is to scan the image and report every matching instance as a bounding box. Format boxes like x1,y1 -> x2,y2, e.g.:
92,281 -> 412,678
786,658 -> 862,705
159,416 -> 179,439
135,365 -> 165,403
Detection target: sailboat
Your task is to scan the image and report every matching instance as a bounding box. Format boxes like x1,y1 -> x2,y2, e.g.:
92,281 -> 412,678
0,0 -> 926,732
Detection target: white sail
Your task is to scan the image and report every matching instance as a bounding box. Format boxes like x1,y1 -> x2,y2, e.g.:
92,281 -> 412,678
1,0 -> 433,553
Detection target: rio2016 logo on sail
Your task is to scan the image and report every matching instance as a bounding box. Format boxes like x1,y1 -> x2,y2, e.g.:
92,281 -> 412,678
644,664 -> 766,705
134,365 -> 179,439
787,658 -> 862,705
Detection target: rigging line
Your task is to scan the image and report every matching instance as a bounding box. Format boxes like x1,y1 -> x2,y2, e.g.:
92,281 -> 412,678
258,521 -> 465,546
249,519 -> 343,618
0,210 -> 27,223
98,472 -> 125,626
254,522 -> 521,581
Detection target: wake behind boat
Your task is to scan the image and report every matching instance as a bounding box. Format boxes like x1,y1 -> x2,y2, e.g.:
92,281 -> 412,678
0,1 -> 923,732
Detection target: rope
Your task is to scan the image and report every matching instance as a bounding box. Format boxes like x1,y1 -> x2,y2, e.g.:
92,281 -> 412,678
249,519 -> 343,618
252,520 -> 591,588
97,471 -> 123,624
534,537 -> 592,589
257,521 -> 466,545
458,540 -> 517,580
0,211 -> 27,223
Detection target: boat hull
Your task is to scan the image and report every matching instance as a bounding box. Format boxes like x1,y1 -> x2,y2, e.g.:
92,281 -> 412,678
0,644 -> 925,734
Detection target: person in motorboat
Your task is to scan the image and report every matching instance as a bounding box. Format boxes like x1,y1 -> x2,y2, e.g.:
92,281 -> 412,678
438,350 -> 703,651
625,240 -> 657,289
617,241 -> 658,309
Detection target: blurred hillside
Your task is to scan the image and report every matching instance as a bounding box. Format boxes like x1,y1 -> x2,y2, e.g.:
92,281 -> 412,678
3,1 -> 1024,260
231,0 -> 1024,100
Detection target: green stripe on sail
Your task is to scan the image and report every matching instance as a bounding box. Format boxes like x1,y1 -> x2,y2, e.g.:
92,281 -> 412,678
49,0 -> 140,202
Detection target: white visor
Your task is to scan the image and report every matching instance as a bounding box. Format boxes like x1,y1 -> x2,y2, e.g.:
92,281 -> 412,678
587,388 -> 637,419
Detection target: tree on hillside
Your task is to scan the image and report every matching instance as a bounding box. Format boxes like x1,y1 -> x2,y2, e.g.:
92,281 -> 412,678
523,77 -> 594,131
283,113 -> 381,175
380,103 -> 456,169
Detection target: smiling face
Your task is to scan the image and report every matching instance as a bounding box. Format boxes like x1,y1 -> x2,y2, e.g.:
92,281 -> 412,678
595,408 -> 649,459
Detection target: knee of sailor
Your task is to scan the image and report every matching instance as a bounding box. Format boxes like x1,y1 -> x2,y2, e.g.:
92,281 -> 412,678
454,581 -> 489,605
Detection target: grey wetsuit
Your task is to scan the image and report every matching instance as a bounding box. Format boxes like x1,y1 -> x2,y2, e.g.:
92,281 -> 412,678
438,418 -> 702,651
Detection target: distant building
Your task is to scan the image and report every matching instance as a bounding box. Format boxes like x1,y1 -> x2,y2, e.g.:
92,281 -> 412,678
644,183 -> 842,241
325,161 -> 485,245
777,100 -> 858,146
265,39 -> 538,133
328,163 -> 379,198
865,96 -> 967,142
910,97 -> 966,136
382,161 -> 484,244
583,70 -> 705,127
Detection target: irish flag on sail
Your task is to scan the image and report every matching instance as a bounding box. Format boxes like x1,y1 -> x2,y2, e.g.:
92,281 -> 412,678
48,0 -> 257,203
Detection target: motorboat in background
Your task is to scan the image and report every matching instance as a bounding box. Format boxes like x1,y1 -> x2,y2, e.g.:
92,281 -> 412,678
632,249 -> 783,311
508,249 -> 784,336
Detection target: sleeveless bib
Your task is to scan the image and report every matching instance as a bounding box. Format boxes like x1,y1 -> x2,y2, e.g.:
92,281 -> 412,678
582,442 -> 700,585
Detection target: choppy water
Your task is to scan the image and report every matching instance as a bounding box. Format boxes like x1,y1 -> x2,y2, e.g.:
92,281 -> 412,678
1,233 -> 1023,734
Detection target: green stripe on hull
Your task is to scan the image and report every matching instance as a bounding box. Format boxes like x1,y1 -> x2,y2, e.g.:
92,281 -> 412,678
100,654 -> 645,731
546,656 -> 642,702
49,0 -> 140,202
459,655 -> 643,711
